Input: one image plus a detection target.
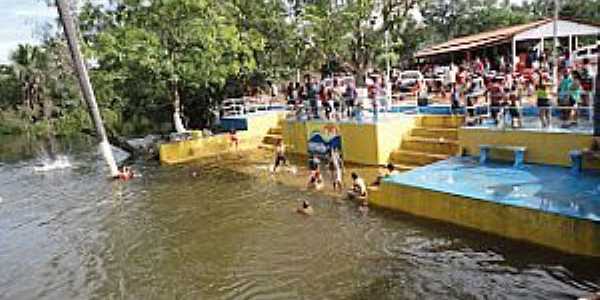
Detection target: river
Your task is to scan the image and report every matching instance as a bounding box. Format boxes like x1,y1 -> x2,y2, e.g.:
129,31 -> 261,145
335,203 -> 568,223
1,135 -> 599,299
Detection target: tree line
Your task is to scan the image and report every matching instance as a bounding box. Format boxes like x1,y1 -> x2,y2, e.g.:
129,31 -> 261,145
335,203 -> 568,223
0,0 -> 598,136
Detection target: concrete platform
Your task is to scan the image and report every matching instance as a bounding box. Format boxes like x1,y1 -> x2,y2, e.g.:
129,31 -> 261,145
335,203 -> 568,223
371,157 -> 600,256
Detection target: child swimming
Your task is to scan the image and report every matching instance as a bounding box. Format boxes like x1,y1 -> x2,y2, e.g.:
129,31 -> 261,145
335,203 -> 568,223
307,170 -> 324,190
297,200 -> 314,215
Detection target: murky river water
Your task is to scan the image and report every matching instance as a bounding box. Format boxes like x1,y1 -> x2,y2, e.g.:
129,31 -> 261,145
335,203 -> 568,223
1,135 -> 600,299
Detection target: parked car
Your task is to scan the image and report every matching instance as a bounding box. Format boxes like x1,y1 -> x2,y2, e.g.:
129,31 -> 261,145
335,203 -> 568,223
396,70 -> 424,93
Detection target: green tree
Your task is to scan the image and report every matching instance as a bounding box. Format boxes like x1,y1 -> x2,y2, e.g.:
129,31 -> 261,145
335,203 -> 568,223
10,44 -> 50,120
84,0 -> 254,133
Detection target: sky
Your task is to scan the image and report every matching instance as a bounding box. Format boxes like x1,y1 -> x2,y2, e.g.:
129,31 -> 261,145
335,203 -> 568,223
0,0 -> 526,65
0,0 -> 57,64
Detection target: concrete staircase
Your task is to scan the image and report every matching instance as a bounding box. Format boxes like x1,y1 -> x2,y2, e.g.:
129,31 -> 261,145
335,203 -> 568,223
389,116 -> 464,170
259,126 -> 283,150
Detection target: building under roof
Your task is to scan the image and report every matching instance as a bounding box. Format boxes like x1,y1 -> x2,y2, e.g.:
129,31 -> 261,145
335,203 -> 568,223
415,18 -> 600,67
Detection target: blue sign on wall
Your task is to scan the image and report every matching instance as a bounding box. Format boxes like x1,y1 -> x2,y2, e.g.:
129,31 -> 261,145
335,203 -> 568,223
307,127 -> 342,155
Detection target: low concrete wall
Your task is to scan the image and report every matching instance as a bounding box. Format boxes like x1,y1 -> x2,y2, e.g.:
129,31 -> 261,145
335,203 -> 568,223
459,128 -> 600,169
282,117 -> 415,165
370,181 -> 600,257
159,112 -> 284,164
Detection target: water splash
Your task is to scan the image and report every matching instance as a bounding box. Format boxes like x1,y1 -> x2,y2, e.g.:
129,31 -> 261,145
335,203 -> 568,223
33,155 -> 72,172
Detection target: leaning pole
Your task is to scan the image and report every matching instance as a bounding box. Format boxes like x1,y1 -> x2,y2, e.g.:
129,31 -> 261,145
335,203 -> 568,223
56,0 -> 119,177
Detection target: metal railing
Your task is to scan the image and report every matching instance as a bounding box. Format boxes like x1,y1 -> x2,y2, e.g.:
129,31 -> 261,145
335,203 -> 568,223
463,101 -> 594,132
221,96 -> 286,117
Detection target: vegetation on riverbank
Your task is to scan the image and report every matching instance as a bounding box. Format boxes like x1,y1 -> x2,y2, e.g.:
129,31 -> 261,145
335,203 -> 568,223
0,0 -> 598,137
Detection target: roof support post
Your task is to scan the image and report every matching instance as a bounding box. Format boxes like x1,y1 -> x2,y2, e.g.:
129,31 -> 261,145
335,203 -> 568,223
539,37 -> 544,57
569,34 -> 573,55
574,36 -> 578,50
512,37 -> 517,72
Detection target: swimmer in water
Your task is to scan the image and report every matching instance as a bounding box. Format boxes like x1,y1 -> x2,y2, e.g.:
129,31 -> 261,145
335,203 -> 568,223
307,169 -> 324,190
271,140 -> 287,173
117,166 -> 134,181
297,200 -> 314,215
347,172 -> 367,200
307,155 -> 323,190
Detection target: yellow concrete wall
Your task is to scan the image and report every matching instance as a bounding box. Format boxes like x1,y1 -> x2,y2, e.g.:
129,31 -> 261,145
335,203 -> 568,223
339,122 -> 379,165
246,112 -> 285,140
376,117 -> 416,164
282,117 -> 418,165
370,182 -> 600,257
160,112 -> 284,164
459,128 -> 600,169
282,120 -> 308,154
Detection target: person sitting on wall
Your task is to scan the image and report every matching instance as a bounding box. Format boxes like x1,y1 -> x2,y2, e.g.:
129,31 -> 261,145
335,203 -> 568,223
297,200 -> 314,215
372,163 -> 399,186
348,172 -> 367,201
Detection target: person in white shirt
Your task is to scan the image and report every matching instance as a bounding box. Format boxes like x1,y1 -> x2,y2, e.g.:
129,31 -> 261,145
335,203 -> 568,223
347,172 -> 367,200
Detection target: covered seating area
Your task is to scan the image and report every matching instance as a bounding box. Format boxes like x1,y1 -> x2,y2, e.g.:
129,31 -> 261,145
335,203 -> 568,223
415,18 -> 600,70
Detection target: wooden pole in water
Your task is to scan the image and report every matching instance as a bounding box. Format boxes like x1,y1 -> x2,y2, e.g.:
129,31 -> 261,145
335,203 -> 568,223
55,0 -> 119,177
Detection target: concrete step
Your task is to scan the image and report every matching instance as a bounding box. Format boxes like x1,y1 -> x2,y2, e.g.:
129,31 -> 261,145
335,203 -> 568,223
262,134 -> 282,145
389,149 -> 450,166
417,115 -> 465,128
258,144 -> 275,151
393,163 -> 419,171
410,127 -> 458,140
400,137 -> 460,155
268,127 -> 282,135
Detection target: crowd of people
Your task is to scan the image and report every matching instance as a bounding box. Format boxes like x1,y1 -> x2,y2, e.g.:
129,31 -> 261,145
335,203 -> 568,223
285,74 -> 391,122
422,50 -> 596,129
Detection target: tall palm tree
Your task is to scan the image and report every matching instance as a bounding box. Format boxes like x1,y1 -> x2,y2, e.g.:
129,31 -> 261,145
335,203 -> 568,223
10,44 -> 49,120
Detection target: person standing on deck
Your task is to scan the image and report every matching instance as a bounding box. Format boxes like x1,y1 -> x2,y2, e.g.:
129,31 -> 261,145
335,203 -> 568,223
558,71 -> 574,125
369,83 -> 380,121
302,75 -> 318,119
569,70 -> 583,126
535,71 -> 551,128
450,83 -> 461,115
344,82 -> 357,119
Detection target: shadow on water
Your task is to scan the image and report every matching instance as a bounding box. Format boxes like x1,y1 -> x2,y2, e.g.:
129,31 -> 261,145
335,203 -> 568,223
0,137 -> 599,299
